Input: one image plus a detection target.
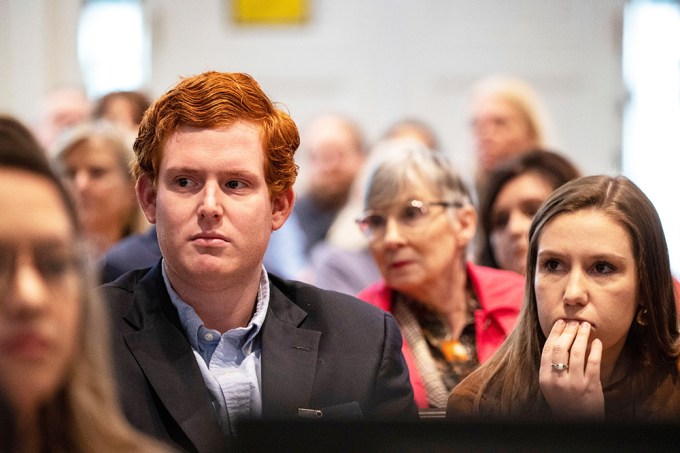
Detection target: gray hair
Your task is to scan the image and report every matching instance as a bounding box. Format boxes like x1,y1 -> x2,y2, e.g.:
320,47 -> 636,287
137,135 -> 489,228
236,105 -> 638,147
363,142 -> 471,210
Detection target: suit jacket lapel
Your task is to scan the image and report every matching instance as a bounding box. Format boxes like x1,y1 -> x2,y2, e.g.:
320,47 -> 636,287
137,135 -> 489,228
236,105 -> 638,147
260,281 -> 321,418
122,264 -> 225,452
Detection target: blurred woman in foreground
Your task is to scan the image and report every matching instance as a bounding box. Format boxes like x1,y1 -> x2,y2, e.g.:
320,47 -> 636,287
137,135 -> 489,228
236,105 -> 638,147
0,117 -> 168,452
53,121 -> 147,260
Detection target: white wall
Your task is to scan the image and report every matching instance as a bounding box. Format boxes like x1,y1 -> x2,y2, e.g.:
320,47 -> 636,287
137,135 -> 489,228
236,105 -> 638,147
145,0 -> 626,180
2,0 -> 625,181
4,1 -> 680,275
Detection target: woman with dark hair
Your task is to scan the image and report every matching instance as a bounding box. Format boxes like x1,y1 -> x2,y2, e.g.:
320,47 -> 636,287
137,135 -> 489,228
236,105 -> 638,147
477,149 -> 580,275
448,175 -> 680,421
0,117 -> 168,452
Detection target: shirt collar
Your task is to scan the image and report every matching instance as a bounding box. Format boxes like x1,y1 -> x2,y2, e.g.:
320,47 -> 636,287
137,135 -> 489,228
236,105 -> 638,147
162,259 -> 270,355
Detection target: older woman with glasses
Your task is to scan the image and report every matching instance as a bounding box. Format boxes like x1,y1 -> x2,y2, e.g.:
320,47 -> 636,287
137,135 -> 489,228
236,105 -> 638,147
356,144 -> 525,409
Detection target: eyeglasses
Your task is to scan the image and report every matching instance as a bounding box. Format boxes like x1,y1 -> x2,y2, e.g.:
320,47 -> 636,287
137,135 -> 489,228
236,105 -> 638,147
356,199 -> 463,241
0,242 -> 81,295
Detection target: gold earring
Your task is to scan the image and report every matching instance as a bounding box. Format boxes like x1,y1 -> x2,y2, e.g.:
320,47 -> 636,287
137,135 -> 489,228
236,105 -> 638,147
636,306 -> 649,326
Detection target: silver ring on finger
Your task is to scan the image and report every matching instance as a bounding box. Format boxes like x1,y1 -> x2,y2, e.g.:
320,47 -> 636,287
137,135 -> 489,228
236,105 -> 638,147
551,362 -> 569,371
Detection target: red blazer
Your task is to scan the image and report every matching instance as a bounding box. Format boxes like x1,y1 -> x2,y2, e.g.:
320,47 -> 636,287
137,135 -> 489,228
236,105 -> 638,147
357,262 -> 525,408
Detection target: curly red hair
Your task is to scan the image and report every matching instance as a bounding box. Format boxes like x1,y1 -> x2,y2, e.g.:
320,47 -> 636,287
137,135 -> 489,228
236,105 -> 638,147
132,71 -> 299,198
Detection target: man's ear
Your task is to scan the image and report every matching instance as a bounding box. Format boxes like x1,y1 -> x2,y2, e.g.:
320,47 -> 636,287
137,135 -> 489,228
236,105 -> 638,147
136,175 -> 158,224
271,188 -> 294,231
455,205 -> 478,247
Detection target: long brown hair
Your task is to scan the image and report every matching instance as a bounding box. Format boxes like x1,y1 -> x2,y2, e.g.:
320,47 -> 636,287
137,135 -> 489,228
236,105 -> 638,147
470,175 -> 679,416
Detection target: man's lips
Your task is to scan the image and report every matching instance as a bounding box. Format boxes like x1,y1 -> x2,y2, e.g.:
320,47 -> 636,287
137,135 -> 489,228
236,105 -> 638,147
190,233 -> 229,247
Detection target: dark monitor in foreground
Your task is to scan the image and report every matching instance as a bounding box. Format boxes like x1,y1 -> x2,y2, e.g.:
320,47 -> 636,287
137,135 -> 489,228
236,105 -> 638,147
236,419 -> 677,452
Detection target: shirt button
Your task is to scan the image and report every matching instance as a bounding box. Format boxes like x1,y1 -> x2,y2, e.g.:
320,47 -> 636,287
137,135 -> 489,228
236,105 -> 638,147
204,332 -> 215,341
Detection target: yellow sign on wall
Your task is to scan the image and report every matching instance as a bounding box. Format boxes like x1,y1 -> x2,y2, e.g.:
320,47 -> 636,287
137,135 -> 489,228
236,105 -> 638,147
233,0 -> 309,24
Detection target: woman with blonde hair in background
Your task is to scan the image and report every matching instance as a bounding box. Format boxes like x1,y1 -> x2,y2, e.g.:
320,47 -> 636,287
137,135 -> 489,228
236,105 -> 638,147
469,75 -> 553,187
0,118 -> 169,452
53,121 -> 148,261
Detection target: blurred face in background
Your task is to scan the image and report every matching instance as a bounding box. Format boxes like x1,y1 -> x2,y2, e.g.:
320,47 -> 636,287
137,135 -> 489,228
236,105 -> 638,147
98,96 -> 140,132
59,137 -> 137,241
34,87 -> 91,152
471,96 -> 537,172
490,172 -> 554,274
304,116 -> 365,209
0,169 -> 80,419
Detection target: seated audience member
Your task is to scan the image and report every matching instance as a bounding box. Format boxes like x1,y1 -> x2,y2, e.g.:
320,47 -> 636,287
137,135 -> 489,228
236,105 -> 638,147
294,112 -> 367,254
101,71 -> 417,452
476,149 -> 581,275
53,121 -> 148,260
382,118 -> 441,151
93,90 -> 152,134
0,124 -> 168,452
448,175 -> 680,422
469,75 -> 553,187
263,112 -> 367,280
32,85 -> 91,154
356,144 -> 524,409
310,120 -> 440,294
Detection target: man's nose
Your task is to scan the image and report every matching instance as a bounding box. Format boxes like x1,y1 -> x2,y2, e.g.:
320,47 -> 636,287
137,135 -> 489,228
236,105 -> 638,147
198,182 -> 224,220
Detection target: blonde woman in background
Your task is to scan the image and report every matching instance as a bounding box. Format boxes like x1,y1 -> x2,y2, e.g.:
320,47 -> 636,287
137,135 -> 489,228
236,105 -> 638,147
54,121 -> 148,261
469,75 -> 553,186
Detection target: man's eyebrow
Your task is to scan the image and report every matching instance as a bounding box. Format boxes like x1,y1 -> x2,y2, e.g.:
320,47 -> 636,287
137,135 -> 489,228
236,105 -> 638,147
163,166 -> 259,181
164,166 -> 200,175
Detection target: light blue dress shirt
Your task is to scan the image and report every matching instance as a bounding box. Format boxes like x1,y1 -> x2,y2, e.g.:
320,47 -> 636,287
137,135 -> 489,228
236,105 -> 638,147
162,261 -> 269,437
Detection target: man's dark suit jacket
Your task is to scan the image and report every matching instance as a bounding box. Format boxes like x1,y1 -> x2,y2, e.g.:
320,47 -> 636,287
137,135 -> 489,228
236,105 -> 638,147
102,262 -> 417,453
